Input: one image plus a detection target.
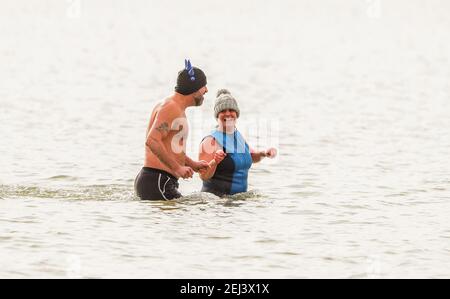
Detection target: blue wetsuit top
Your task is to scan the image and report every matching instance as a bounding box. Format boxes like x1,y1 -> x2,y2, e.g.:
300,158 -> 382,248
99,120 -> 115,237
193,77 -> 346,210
202,129 -> 253,196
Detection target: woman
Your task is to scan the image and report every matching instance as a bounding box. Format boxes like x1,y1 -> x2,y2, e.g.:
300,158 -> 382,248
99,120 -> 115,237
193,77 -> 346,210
199,89 -> 277,197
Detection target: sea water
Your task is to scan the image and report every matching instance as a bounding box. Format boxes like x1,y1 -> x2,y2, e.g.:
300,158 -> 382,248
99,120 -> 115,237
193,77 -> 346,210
1,0 -> 450,278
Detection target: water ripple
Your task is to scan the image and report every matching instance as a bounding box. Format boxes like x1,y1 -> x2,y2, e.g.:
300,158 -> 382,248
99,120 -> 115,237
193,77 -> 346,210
0,184 -> 136,201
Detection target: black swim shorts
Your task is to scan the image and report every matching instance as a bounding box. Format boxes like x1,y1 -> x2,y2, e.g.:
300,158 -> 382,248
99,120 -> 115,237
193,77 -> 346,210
134,167 -> 182,201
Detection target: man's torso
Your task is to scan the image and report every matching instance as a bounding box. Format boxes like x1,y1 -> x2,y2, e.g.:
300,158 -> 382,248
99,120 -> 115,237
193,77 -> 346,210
144,98 -> 188,177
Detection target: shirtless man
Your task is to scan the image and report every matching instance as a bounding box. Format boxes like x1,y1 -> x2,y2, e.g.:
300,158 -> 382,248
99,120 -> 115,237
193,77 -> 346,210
134,60 -> 210,200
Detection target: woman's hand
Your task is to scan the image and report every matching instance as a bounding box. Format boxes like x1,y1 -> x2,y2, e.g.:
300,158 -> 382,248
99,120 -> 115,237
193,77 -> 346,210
214,150 -> 227,164
265,148 -> 277,159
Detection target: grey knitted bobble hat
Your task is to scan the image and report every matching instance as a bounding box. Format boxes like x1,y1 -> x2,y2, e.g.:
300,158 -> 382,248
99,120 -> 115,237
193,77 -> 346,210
214,89 -> 240,119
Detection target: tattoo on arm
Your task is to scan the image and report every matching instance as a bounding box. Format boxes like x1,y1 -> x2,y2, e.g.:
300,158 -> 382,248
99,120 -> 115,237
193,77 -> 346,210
156,122 -> 170,134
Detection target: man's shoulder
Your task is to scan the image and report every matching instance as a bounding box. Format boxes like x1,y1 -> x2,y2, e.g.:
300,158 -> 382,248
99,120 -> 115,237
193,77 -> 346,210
156,98 -> 182,118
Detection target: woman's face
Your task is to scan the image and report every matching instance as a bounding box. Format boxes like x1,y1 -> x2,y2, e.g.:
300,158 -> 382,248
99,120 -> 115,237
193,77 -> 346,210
218,109 -> 238,131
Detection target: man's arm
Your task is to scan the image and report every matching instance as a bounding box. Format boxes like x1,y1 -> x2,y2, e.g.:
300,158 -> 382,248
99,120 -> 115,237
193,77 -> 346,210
185,156 -> 195,168
146,108 -> 181,172
185,156 -> 209,172
185,156 -> 197,169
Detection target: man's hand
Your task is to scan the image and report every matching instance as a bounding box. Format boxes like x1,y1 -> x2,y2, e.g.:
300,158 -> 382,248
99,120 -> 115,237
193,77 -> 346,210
175,166 -> 195,179
191,160 -> 210,175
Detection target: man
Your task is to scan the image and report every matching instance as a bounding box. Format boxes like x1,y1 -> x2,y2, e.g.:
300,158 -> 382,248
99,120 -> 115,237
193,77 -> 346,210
134,60 -> 210,200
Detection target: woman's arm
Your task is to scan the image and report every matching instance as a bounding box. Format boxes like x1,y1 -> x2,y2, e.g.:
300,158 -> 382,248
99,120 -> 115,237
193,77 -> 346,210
250,149 -> 267,163
250,147 -> 277,163
199,137 -> 226,181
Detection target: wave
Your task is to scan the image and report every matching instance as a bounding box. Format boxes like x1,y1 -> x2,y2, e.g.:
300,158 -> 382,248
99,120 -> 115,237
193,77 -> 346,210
0,184 -> 265,203
0,184 -> 137,201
